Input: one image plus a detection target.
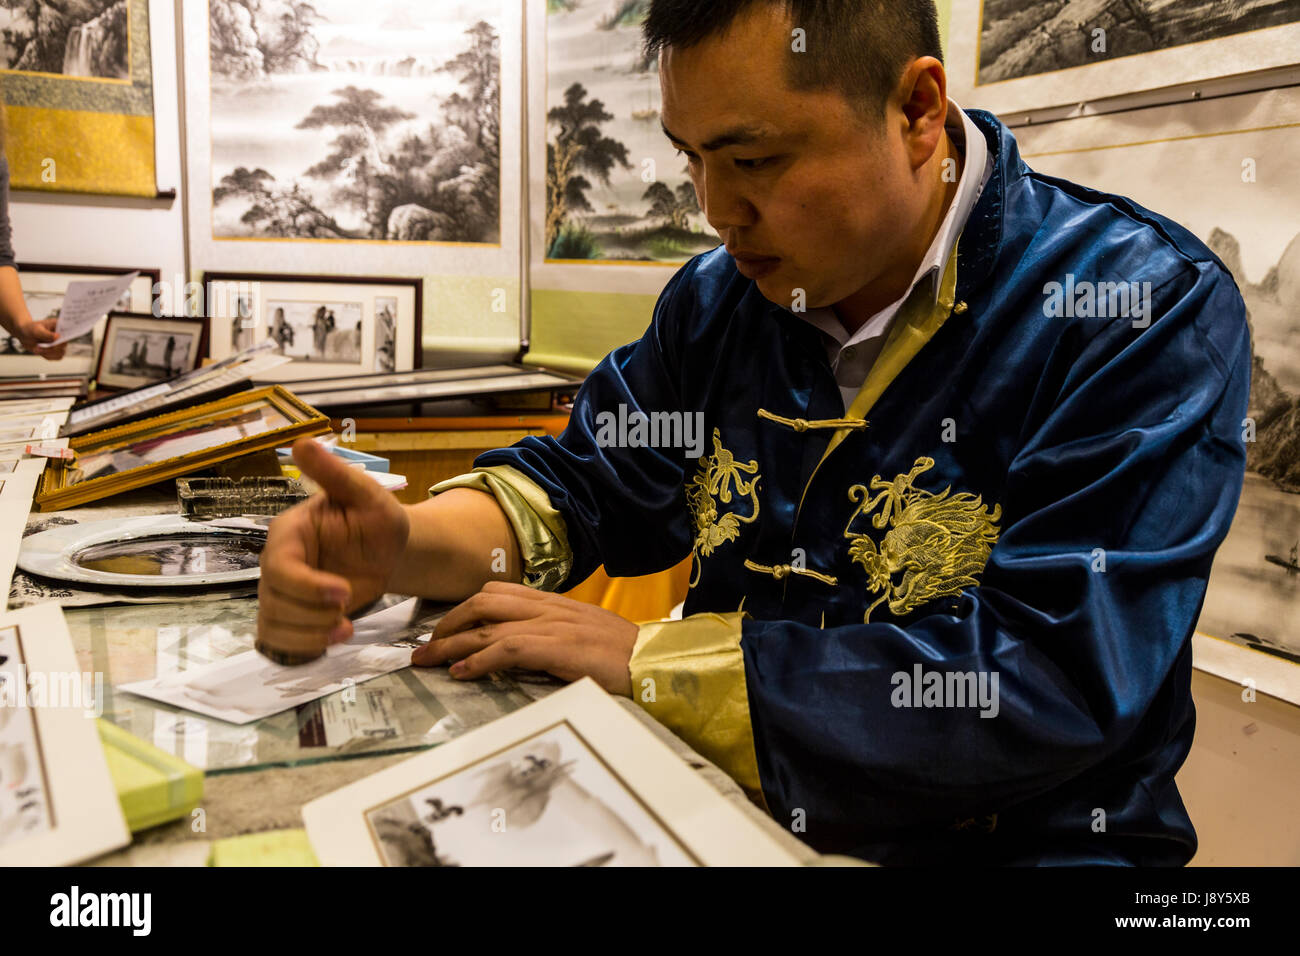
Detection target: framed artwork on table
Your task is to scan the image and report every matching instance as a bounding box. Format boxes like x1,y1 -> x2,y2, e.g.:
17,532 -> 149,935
202,273 -> 421,382
304,678 -> 803,867
0,604 -> 130,866
35,385 -> 330,511
8,265 -> 159,379
93,313 -> 207,391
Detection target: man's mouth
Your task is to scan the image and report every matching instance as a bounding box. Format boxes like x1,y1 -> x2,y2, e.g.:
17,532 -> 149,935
729,250 -> 781,278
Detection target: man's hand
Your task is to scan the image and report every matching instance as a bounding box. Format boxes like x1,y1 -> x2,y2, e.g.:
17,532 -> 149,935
257,438 -> 410,660
411,581 -> 640,696
18,316 -> 67,360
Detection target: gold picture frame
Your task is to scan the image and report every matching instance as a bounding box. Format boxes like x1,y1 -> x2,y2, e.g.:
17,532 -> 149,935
35,386 -> 330,511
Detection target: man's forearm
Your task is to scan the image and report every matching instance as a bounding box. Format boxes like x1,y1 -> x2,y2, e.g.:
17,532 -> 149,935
387,487 -> 524,600
0,265 -> 32,338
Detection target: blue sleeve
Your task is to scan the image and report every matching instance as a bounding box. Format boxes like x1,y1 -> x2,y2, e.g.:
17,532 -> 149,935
741,261 -> 1251,853
473,260 -> 702,588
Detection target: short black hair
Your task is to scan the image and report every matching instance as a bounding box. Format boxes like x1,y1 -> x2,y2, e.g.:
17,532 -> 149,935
643,0 -> 942,122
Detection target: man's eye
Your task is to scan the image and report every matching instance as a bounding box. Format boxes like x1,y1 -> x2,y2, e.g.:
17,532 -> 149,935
735,157 -> 774,170
676,149 -> 700,164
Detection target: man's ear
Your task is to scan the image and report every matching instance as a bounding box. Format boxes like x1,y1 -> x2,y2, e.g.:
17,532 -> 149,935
896,56 -> 948,172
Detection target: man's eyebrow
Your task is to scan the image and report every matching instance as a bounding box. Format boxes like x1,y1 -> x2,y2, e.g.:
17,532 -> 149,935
660,122 -> 776,152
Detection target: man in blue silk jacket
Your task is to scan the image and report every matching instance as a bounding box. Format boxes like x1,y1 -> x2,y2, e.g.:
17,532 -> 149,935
259,0 -> 1251,865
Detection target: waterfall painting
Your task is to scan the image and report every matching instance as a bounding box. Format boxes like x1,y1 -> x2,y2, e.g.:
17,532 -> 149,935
945,0 -> 1300,114
0,1 -> 129,79
0,0 -> 156,196
544,0 -> 716,263
1017,87 -> 1300,703
207,0 -> 502,245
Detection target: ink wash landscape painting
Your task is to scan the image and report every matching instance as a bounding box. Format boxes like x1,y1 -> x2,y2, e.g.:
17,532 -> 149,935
545,0 -> 715,262
208,0 -> 502,244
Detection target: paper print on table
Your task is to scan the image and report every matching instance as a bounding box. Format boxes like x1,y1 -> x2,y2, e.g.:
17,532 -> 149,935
207,0 -> 502,244
544,0 -> 715,263
1014,86 -> 1300,698
947,0 -> 1300,114
119,597 -> 446,724
0,0 -> 157,196
365,722 -> 694,867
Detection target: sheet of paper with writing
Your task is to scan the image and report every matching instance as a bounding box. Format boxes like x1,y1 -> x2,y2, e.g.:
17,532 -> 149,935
38,272 -> 140,348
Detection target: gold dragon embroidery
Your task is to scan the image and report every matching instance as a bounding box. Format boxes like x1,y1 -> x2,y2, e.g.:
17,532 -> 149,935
685,427 -> 761,587
843,456 -> 1001,622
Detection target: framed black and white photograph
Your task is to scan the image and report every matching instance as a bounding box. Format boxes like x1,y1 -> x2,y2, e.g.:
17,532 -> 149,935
303,678 -> 802,867
946,0 -> 1300,114
203,273 -> 420,383
7,265 -> 160,379
94,313 -> 206,391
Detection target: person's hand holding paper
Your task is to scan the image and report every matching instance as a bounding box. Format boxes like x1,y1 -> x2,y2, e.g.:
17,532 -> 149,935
37,271 -> 139,349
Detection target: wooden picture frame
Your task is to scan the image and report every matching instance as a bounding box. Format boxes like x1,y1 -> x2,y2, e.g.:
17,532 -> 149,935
35,385 -> 330,510
9,264 -> 160,379
93,312 -> 207,391
202,272 -> 422,382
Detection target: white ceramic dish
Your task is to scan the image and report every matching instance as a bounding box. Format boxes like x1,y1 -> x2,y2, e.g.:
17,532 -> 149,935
18,514 -> 268,588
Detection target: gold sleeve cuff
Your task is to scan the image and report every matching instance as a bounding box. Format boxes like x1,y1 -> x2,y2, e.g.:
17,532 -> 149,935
628,611 -> 765,803
429,465 -> 573,591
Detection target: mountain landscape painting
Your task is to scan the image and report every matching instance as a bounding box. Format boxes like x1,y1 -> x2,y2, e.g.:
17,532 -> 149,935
208,0 -> 501,243
545,0 -> 716,263
978,0 -> 1300,84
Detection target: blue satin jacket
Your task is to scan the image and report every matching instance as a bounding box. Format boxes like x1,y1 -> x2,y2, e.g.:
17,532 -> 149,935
476,110 -> 1251,865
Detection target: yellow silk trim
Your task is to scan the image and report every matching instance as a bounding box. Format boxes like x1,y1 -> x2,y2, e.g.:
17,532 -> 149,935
629,611 -> 766,804
742,558 -> 838,586
6,106 -> 155,196
429,465 -> 573,591
755,409 -> 868,432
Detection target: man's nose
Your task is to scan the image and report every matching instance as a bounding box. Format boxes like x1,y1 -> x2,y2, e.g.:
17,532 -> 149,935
698,171 -> 757,233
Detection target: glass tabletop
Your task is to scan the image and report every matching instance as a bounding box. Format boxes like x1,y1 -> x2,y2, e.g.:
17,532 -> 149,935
67,595 -> 535,774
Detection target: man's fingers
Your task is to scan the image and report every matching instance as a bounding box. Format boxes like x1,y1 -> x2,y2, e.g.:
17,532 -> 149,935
255,613 -> 344,658
262,582 -> 348,627
261,517 -> 352,607
446,634 -> 563,680
291,438 -> 380,509
433,590 -> 549,640
413,619 -> 530,667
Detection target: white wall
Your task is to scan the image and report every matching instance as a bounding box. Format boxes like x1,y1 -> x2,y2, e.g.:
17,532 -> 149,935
8,0 -> 185,300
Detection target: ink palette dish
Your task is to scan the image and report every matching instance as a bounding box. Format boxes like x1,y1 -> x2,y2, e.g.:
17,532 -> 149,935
17,513 -> 267,588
